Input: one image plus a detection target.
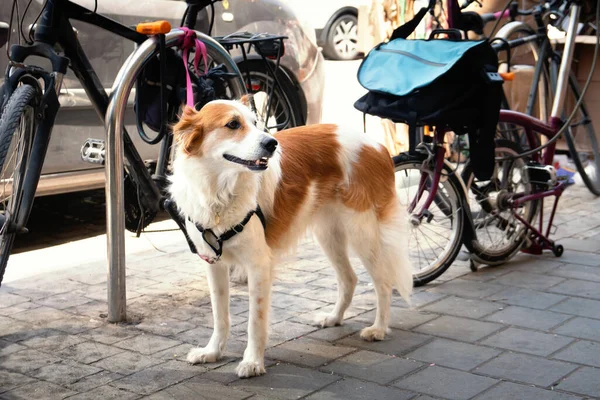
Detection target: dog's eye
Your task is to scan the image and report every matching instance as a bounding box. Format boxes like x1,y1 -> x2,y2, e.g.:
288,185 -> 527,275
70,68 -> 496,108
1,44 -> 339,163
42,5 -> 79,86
226,120 -> 241,130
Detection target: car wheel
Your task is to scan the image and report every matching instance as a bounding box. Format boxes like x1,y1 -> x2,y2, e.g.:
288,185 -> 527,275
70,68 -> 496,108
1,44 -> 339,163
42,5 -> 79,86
323,13 -> 359,60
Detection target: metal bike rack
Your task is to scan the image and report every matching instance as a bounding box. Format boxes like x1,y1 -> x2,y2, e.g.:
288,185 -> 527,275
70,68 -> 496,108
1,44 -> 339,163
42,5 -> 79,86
104,29 -> 240,322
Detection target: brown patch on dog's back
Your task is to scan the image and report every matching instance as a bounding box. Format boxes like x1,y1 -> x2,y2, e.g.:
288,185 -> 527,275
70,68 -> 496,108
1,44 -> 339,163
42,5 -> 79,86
341,144 -> 397,221
266,125 -> 344,248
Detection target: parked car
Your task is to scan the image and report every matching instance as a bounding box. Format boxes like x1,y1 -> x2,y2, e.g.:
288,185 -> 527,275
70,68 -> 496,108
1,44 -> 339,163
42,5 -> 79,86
283,0 -> 369,60
0,0 -> 325,197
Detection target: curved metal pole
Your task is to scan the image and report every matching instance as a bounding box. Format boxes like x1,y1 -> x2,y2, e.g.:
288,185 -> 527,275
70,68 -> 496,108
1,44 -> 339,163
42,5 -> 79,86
104,29 -> 244,322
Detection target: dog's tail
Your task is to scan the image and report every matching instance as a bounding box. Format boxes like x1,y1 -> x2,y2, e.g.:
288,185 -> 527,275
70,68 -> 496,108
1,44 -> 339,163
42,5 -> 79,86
379,203 -> 413,305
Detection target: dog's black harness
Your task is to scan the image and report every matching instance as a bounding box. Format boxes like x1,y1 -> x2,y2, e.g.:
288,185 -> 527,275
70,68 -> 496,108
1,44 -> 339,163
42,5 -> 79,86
164,199 -> 266,263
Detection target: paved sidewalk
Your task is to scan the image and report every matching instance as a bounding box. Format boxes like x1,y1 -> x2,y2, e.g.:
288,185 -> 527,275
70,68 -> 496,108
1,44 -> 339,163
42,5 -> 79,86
1,184 -> 600,399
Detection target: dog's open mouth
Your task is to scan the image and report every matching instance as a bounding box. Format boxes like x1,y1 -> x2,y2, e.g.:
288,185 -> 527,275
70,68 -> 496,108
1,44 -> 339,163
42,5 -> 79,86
223,154 -> 270,171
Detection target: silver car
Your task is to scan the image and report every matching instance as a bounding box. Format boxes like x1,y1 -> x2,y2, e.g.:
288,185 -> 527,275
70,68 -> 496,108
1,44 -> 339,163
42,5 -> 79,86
0,0 -> 325,196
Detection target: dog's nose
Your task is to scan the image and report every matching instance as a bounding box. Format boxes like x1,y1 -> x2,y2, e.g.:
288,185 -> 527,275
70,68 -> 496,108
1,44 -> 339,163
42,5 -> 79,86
261,137 -> 278,153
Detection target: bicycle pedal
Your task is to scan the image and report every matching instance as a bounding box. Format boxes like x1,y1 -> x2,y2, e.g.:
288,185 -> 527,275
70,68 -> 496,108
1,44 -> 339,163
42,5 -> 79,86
81,138 -> 105,165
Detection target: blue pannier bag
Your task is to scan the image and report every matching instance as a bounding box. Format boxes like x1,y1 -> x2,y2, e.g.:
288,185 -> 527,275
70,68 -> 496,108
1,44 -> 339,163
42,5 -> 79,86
354,5 -> 503,181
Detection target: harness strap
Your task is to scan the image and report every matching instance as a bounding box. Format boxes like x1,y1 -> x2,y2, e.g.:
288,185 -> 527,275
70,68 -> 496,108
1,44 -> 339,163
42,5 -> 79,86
178,27 -> 208,108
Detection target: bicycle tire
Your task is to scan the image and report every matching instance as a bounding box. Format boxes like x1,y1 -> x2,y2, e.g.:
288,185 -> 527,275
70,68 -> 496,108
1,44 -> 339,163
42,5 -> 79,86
563,77 -> 600,195
462,139 -> 537,265
0,84 -> 39,284
393,153 -> 466,286
236,59 -> 304,132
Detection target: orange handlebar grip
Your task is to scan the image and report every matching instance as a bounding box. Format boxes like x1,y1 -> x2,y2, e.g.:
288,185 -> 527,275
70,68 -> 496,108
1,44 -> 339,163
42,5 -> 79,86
136,20 -> 171,35
499,72 -> 515,81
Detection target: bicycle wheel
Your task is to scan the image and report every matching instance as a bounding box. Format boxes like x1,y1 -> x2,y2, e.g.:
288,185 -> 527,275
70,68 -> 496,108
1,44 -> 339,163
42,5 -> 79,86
563,76 -> 600,195
462,139 -> 537,265
0,84 -> 39,283
495,21 -> 550,149
236,59 -> 304,132
393,153 -> 466,286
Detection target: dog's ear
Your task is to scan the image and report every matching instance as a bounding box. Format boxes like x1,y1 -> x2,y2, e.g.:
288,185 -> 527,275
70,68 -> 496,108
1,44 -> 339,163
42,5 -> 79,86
239,94 -> 253,108
174,106 -> 204,156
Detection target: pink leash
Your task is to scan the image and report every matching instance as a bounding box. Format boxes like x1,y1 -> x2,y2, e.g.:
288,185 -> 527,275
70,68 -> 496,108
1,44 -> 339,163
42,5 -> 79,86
178,27 -> 208,108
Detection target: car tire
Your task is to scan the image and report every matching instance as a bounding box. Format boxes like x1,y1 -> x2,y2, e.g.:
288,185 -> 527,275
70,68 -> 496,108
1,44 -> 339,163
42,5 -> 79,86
322,13 -> 359,60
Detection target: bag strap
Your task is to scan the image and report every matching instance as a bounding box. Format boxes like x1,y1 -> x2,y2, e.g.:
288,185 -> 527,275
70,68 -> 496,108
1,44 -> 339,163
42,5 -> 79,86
389,1 -> 433,40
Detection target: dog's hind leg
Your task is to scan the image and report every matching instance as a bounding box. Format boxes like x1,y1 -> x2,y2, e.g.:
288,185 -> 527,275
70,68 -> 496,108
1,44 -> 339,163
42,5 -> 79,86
236,261 -> 273,378
347,210 -> 412,342
187,262 -> 230,364
313,212 -> 357,328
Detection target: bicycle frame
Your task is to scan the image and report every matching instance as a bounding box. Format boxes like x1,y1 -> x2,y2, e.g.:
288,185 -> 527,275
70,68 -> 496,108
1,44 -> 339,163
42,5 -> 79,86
409,0 -> 582,254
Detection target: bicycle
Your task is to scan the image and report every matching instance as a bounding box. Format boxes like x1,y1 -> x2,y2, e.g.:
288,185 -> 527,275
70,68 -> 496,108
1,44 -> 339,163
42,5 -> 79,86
387,0 -> 598,285
0,0 -> 296,284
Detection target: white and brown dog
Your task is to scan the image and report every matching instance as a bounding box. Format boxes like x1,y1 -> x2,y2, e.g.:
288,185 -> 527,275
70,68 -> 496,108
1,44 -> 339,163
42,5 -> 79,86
169,98 -> 412,378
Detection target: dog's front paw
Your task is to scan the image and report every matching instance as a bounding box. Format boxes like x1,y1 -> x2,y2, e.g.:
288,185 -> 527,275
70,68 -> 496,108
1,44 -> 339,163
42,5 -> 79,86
316,313 -> 342,328
360,326 -> 386,342
187,347 -> 221,364
236,360 -> 266,378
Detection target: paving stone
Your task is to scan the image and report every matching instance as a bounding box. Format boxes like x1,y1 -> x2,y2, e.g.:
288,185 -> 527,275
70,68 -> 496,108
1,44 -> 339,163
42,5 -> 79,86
474,352 -> 577,387
549,264 -> 600,282
553,317 -> 600,342
135,317 -> 197,336
556,367 -> 600,397
79,325 -> 140,345
0,380 -> 77,399
9,306 -> 73,325
66,385 -> 141,400
268,321 -> 319,347
238,307 -> 298,325
57,341 -> 124,364
270,292 -> 329,313
146,377 -> 253,400
351,306 -> 438,330
66,370 -> 124,392
491,271 -> 566,291
0,349 -> 61,373
0,369 -> 36,393
337,329 -> 431,356
413,316 -> 503,342
30,360 -> 103,386
484,306 -> 572,331
0,293 -> 29,308
265,337 -> 354,368
549,279 -> 600,300
34,293 -> 93,310
481,327 -> 573,356
429,279 -> 505,299
486,287 -> 566,310
420,296 -> 500,319
306,321 -> 363,342
560,237 -> 600,253
0,340 -> 26,357
394,365 -> 497,400
305,377 -> 415,400
175,325 -> 215,345
91,350 -> 164,375
550,251 -> 600,266
553,340 -> 600,367
0,316 -> 36,342
113,333 -> 181,355
550,297 -> 600,319
230,363 -> 340,400
474,381 -> 583,400
63,300 -> 110,319
405,338 -> 501,371
110,360 -> 204,395
45,314 -> 103,335
290,306 -> 367,327
17,328 -> 86,351
393,290 -> 447,309
201,360 -> 247,384
321,350 -> 423,384
0,301 -> 40,316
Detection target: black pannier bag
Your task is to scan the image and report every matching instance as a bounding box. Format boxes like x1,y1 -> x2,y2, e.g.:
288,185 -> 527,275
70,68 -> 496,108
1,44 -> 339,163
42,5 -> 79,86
354,5 -> 503,180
